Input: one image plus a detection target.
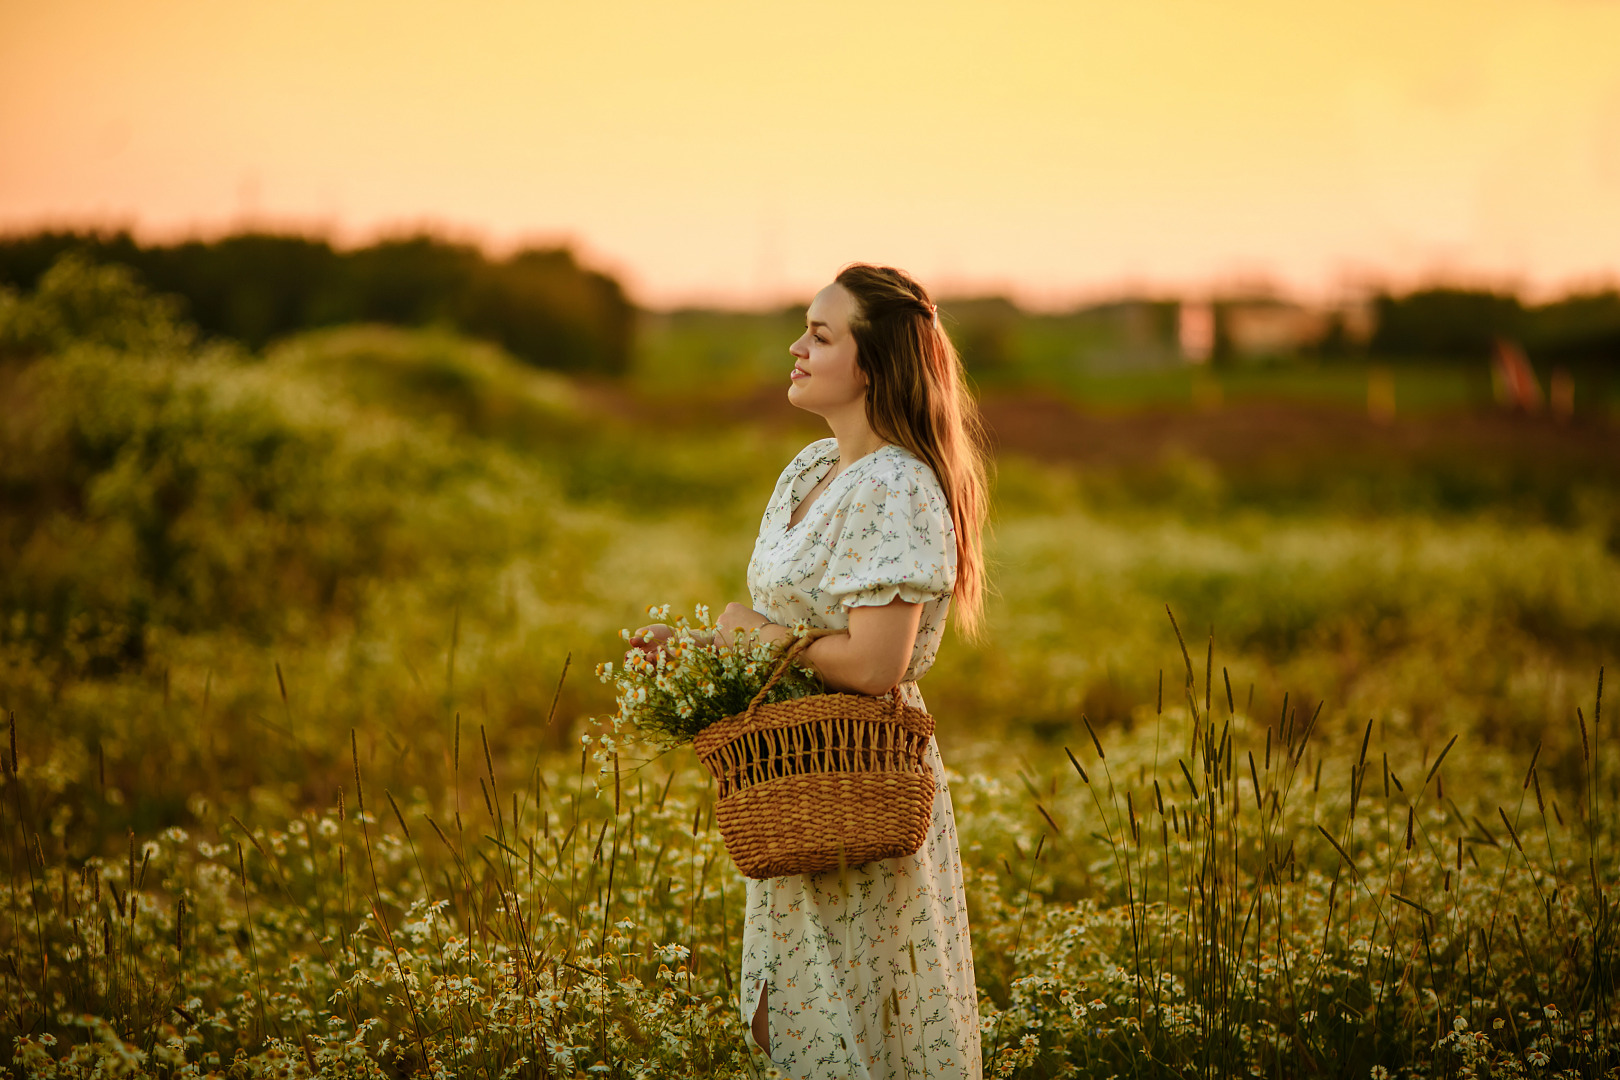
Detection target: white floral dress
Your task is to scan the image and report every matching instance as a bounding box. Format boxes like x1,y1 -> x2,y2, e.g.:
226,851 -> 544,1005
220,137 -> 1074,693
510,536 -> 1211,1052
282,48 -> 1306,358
739,438 -> 981,1080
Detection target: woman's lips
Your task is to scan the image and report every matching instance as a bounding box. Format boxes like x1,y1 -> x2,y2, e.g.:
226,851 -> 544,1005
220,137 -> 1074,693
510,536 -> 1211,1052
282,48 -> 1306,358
790,366 -> 809,380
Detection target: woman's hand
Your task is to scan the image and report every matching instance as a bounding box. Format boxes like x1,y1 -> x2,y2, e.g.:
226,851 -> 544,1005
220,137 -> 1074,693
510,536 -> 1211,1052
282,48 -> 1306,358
636,604 -> 792,657
628,623 -> 675,656
713,603 -> 784,649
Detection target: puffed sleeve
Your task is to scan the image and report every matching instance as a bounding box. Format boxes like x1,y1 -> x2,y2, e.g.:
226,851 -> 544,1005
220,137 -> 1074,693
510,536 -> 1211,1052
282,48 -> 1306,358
820,459 -> 956,609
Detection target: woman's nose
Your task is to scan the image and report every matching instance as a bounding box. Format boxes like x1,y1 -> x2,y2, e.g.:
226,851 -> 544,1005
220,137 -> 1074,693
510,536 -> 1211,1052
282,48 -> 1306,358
789,337 -> 809,359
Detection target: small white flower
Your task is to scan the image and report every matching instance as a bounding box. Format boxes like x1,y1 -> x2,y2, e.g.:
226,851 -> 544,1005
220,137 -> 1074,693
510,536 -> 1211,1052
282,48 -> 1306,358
655,943 -> 691,964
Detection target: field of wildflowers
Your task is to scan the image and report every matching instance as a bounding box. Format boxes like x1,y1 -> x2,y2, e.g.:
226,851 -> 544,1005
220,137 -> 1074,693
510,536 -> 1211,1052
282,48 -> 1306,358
1,259 -> 1616,1076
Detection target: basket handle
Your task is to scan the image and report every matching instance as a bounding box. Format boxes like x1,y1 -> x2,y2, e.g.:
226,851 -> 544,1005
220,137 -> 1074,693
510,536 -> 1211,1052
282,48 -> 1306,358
886,683 -> 907,717
744,627 -> 836,715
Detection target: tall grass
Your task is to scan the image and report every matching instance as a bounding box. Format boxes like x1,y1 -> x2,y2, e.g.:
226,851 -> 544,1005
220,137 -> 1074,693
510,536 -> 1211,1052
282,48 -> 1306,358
2,635 -> 1613,1076
2,696 -> 757,1077
968,615 -> 1615,1078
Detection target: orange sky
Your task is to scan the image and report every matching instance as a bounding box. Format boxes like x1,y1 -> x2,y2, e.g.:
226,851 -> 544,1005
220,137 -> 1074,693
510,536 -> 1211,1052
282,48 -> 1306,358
2,0 -> 1618,308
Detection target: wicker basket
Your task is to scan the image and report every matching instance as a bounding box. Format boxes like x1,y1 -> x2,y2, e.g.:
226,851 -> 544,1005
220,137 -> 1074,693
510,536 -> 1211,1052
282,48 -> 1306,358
692,634 -> 935,880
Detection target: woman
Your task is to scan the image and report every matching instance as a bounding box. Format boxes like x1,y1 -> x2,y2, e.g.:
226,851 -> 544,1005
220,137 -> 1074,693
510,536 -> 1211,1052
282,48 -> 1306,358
638,264 -> 988,1078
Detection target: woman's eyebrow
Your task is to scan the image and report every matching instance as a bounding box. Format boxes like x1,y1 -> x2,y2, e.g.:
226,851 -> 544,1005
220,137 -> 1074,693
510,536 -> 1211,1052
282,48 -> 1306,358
808,319 -> 829,330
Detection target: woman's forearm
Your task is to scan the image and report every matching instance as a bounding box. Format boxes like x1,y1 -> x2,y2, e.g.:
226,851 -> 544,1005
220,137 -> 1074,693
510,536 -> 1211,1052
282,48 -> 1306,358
802,631 -> 911,696
714,599 -> 920,696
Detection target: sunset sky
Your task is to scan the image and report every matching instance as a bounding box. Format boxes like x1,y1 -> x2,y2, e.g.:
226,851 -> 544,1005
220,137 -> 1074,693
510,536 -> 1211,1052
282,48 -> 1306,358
2,0 -> 1618,308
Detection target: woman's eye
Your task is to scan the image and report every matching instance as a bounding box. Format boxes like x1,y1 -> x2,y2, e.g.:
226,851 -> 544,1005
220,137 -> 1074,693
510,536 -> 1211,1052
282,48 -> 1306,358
813,335 -> 827,344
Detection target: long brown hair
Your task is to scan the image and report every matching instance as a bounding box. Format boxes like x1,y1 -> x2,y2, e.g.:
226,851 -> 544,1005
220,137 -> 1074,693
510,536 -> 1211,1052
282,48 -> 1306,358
834,263 -> 990,637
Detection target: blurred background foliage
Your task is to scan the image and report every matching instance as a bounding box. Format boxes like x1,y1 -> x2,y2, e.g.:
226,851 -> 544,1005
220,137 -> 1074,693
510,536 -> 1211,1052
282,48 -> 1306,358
0,230 -> 634,374
0,242 -> 1617,1075
0,244 -> 1616,841
4,228 -> 1620,390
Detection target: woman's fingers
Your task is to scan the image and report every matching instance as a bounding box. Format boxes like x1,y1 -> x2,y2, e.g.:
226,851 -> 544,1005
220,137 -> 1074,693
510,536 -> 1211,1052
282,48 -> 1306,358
629,623 -> 674,653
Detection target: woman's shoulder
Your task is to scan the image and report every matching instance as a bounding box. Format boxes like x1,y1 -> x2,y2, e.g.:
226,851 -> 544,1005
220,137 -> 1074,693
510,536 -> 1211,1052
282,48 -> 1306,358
856,444 -> 948,506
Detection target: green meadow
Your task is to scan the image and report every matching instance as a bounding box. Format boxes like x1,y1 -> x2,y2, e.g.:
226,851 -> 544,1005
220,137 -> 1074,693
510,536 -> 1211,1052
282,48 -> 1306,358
1,257 -> 1617,1077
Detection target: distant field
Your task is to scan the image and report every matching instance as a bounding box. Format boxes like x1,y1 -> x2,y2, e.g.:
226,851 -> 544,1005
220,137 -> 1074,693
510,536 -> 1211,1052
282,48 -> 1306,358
634,305 -> 1620,418
1031,361 -> 1490,412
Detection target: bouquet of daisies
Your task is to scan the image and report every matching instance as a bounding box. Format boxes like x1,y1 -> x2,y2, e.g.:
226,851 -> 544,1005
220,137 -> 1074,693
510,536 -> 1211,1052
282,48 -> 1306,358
593,604 -> 823,752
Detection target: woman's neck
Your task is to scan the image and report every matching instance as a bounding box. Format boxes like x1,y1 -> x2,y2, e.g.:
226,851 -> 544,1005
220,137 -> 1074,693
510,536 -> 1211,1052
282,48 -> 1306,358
825,413 -> 886,475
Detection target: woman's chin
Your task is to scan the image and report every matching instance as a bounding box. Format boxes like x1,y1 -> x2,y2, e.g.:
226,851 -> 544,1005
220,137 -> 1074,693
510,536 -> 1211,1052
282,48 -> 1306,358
786,383 -> 818,413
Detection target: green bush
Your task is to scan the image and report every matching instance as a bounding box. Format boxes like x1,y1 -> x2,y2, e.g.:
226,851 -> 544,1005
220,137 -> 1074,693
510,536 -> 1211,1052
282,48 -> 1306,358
0,253 -> 193,359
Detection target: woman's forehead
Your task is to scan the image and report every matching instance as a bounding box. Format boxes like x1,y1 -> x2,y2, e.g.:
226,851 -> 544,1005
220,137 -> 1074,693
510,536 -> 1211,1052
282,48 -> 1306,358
807,283 -> 853,326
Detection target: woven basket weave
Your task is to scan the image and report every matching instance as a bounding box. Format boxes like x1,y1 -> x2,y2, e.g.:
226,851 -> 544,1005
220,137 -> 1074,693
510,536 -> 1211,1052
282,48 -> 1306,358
693,634 -> 935,880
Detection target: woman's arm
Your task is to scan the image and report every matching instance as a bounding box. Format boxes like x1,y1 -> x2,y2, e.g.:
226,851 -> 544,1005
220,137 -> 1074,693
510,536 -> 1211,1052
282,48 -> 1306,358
715,599 -> 923,696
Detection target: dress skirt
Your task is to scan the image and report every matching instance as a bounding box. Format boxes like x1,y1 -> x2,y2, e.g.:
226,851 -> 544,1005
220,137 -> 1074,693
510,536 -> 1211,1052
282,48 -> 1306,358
738,709 -> 980,1079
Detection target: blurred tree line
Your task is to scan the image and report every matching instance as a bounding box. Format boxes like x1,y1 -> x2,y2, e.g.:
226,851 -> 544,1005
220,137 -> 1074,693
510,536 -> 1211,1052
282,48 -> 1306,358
943,287 -> 1620,373
1370,287 -> 1620,363
4,228 -> 1615,377
0,230 -> 634,374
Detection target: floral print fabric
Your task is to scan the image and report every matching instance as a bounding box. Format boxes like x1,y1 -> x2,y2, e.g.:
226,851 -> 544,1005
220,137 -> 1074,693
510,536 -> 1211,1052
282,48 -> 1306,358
739,438 -> 981,1079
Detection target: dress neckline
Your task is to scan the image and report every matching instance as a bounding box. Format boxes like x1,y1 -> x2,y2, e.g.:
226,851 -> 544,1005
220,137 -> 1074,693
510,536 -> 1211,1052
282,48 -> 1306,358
782,441 -> 891,533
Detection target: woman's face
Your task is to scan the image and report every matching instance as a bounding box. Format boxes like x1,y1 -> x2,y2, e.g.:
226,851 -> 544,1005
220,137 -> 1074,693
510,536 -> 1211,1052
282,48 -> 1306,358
788,283 -> 866,419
